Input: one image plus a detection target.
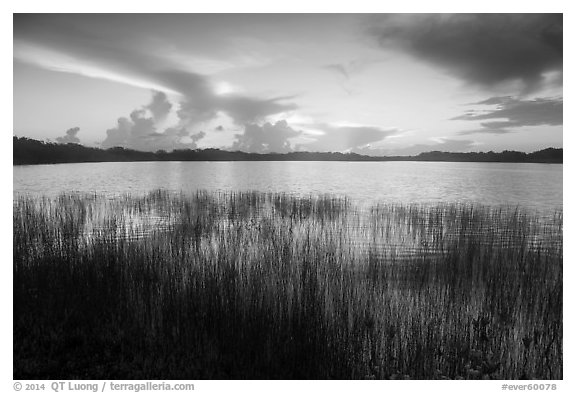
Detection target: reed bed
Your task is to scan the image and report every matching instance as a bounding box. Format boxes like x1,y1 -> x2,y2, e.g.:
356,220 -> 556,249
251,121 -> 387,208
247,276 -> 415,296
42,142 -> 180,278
13,190 -> 562,379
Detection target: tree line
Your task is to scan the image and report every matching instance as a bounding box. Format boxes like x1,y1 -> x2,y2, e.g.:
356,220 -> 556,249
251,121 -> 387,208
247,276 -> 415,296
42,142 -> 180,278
13,136 -> 563,165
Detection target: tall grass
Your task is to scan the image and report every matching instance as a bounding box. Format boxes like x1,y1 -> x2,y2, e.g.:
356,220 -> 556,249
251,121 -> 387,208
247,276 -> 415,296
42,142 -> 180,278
13,190 -> 562,379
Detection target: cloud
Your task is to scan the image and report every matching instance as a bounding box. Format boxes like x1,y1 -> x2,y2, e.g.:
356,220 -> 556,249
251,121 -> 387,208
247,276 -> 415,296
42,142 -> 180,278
55,127 -> 81,144
146,91 -> 172,122
14,16 -> 298,130
232,120 -> 302,153
453,96 -> 562,134
368,14 -> 562,91
100,76 -> 296,151
102,92 -> 205,151
458,128 -> 512,136
391,138 -> 477,156
220,95 -> 298,125
154,70 -> 297,127
302,124 -> 398,152
145,129 -> 207,151
353,138 -> 477,156
14,15 -> 299,151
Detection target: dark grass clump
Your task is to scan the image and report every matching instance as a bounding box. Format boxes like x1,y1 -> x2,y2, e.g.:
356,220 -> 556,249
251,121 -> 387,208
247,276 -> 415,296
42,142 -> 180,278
13,191 -> 562,379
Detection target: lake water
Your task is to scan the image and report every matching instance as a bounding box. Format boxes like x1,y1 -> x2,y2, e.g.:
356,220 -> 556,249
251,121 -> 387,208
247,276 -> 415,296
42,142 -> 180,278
13,161 -> 562,213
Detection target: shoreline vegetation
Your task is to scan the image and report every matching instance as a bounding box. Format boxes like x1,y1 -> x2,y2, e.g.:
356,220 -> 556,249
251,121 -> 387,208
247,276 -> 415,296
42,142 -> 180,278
14,191 -> 562,379
13,137 -> 563,165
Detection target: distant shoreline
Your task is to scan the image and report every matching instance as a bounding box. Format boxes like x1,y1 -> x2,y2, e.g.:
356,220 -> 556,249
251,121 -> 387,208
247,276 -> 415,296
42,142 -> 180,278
13,137 -> 563,165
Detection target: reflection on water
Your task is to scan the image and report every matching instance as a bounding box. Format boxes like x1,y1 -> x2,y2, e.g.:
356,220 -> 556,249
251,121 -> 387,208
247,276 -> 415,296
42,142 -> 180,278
13,161 -> 562,259
14,190 -> 563,263
14,161 -> 562,214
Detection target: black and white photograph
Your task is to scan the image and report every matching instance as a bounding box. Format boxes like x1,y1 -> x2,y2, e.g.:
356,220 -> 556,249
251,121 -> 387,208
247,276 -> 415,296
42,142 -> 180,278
10,6 -> 566,386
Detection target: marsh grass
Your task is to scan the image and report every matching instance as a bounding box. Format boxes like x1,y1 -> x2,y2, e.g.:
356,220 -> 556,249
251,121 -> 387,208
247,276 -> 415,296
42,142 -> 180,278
13,191 -> 562,379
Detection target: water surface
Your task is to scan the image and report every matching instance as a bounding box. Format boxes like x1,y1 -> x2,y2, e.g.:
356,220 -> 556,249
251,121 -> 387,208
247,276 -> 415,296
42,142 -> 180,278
13,161 -> 562,213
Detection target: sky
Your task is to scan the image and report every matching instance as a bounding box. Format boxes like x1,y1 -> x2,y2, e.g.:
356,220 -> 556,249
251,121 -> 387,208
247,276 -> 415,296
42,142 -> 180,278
13,13 -> 563,155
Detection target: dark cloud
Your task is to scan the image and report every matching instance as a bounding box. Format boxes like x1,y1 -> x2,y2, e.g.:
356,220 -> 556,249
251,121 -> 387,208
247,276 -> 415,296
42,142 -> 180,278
232,120 -> 302,153
55,127 -> 81,144
303,124 -> 398,152
453,96 -> 562,134
368,14 -> 562,91
215,125 -> 224,132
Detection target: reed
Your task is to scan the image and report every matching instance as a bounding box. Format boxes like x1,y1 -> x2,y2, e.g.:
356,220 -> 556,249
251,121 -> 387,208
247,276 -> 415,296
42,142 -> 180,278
13,191 -> 562,379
